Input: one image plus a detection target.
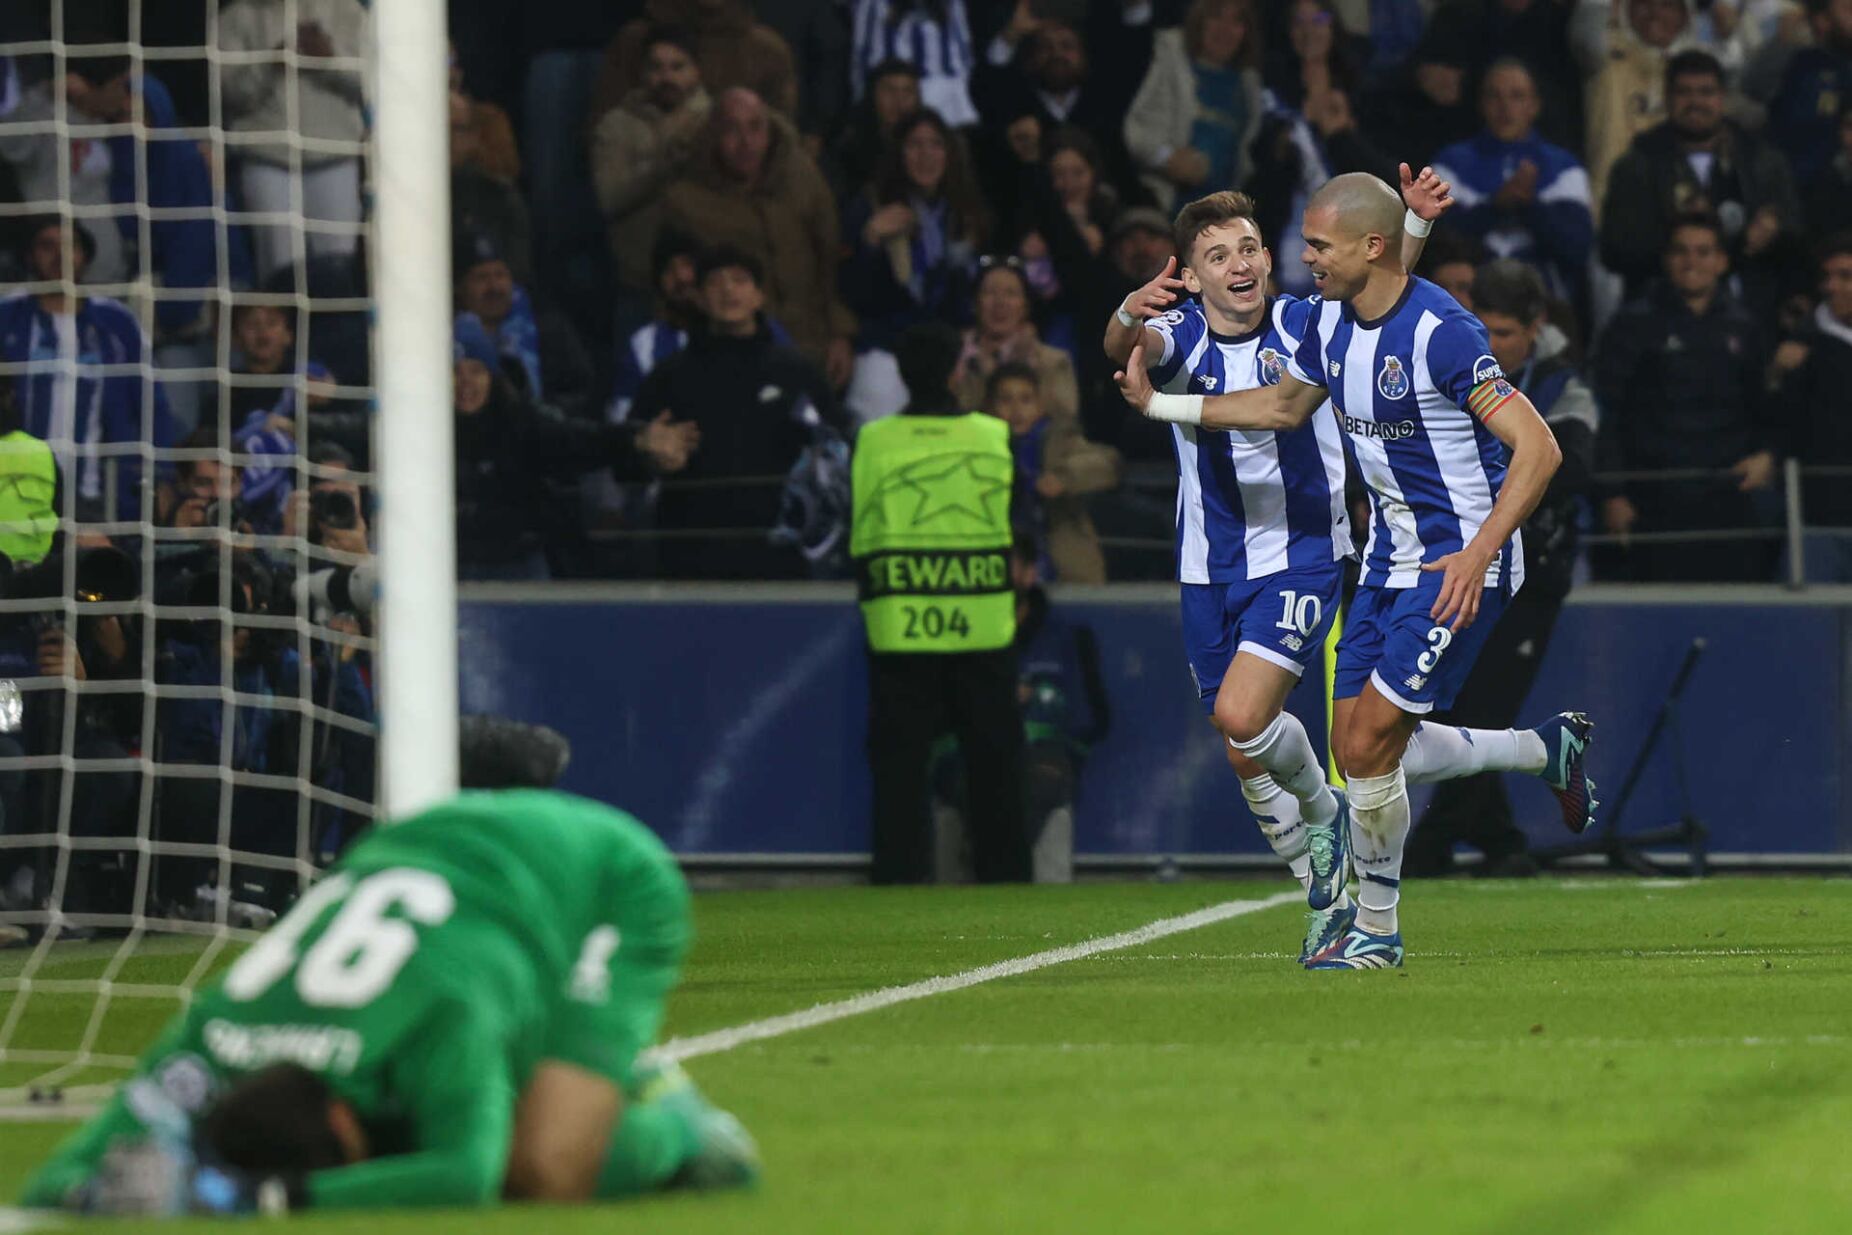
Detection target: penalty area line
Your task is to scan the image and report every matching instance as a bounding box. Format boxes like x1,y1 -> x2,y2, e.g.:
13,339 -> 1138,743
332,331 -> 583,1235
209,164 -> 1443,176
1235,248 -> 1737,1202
654,889 -> 1304,1064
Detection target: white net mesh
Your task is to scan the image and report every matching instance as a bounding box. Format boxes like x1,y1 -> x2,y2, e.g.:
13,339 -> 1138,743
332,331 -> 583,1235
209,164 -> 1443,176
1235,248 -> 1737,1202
0,0 -> 382,1108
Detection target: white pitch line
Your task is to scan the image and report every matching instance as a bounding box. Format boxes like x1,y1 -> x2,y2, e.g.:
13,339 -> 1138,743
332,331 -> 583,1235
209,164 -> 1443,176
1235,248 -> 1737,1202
654,889 -> 1303,1063
0,890 -> 1304,1123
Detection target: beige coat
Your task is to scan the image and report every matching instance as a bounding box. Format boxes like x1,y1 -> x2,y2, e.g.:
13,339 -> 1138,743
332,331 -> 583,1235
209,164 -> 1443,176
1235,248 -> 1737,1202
594,0 -> 798,124
217,0 -> 369,167
1033,418 -> 1122,585
1123,28 -> 1265,209
662,111 -> 855,367
591,87 -> 712,290
955,333 -> 1081,433
1572,0 -> 1702,207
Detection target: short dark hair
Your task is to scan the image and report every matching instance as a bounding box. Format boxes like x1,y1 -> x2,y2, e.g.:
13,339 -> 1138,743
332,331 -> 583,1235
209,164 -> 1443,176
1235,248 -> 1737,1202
1819,231 -> 1852,267
176,423 -> 225,482
1173,191 -> 1259,268
197,1065 -> 348,1176
695,244 -> 763,287
896,322 -> 964,403
984,361 -> 1039,404
642,24 -> 698,62
1666,49 -> 1725,92
67,51 -> 131,88
1420,229 -> 1487,275
1668,212 -> 1726,251
1471,259 -> 1548,325
651,228 -> 700,284
867,57 -> 922,86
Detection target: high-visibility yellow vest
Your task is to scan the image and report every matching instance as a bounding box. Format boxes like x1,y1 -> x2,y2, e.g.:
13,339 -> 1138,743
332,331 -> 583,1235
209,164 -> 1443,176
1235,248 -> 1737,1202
850,412 -> 1014,653
0,431 -> 57,567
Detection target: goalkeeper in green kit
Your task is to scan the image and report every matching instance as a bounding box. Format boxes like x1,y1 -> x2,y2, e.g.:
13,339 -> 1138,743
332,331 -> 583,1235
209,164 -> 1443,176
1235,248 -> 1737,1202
21,776 -> 757,1215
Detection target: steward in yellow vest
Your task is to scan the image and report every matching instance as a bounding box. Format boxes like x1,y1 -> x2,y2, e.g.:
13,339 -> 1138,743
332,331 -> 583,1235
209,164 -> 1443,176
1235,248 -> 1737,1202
851,324 -> 1028,885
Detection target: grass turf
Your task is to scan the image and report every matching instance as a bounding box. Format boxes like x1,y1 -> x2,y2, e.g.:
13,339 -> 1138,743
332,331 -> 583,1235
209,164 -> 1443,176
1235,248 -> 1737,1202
2,875 -> 1849,1233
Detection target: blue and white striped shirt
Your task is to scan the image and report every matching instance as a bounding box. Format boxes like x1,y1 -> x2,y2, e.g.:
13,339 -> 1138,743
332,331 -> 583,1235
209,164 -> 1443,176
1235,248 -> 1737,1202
1284,276 -> 1524,592
850,0 -> 978,127
1146,296 -> 1351,584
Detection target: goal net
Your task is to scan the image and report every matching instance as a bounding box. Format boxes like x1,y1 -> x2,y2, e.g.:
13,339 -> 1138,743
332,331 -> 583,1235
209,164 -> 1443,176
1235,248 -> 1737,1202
0,0 -> 455,1113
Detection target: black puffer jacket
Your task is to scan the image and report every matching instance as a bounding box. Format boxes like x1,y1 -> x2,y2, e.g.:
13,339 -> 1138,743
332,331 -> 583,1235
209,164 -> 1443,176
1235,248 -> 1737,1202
455,382 -> 646,568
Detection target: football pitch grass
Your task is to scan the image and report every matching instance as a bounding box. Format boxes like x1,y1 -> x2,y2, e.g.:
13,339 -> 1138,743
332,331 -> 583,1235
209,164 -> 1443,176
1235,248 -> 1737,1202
2,875 -> 1850,1233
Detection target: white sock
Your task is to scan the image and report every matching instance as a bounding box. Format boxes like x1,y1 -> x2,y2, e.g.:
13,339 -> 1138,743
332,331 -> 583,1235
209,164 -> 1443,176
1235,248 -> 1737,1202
1240,774 -> 1312,891
1231,713 -> 1337,826
1346,766 -> 1410,936
1240,774 -> 1353,909
1401,723 -> 1546,785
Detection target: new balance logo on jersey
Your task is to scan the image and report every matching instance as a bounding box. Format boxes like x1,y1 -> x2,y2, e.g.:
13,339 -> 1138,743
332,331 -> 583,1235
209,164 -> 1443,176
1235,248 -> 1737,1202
1281,633 -> 1304,651
1342,413 -> 1417,440
1197,374 -> 1218,391
1404,673 -> 1428,691
1328,360 -> 1342,378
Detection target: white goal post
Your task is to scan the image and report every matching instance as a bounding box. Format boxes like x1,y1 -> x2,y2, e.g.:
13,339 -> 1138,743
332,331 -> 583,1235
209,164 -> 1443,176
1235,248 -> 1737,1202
0,0 -> 456,1110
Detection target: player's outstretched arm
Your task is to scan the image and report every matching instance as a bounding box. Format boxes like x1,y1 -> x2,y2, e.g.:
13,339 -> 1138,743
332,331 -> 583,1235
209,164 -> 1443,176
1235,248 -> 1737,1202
1398,162 -> 1455,273
1423,390 -> 1562,631
1115,343 -> 1325,431
1104,256 -> 1188,369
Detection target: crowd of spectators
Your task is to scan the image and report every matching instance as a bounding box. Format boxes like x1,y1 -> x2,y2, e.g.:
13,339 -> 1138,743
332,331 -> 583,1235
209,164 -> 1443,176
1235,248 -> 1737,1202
454,0 -> 1849,587
3,0 -> 1852,606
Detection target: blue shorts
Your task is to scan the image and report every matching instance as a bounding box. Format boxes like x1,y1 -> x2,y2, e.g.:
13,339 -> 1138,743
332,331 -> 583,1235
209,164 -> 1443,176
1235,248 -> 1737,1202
1179,564 -> 1343,715
1332,575 -> 1512,714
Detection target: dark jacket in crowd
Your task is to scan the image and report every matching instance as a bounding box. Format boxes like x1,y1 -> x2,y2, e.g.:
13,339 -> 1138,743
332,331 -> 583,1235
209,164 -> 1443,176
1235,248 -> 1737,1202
1767,45 -> 1852,189
1778,312 -> 1852,526
629,318 -> 843,578
1592,283 -> 1774,484
1601,120 -> 1803,295
455,383 -> 649,569
1511,350 -> 1598,595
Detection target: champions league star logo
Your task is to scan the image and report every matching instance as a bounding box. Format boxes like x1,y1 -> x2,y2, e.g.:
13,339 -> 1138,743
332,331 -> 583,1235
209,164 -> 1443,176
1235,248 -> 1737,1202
1257,347 -> 1284,385
1377,354 -> 1409,400
858,451 -> 1012,534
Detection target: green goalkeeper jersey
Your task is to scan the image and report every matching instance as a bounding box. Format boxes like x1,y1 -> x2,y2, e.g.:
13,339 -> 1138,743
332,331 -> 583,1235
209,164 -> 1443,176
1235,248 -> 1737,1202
21,790 -> 691,1211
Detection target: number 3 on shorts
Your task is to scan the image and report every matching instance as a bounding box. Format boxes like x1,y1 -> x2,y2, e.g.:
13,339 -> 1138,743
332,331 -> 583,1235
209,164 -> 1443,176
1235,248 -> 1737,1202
1417,626 -> 1452,674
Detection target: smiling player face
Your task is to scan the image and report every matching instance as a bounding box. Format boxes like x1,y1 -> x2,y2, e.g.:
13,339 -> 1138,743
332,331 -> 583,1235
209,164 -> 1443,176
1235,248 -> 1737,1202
1183,218 -> 1271,331
1299,204 -> 1373,302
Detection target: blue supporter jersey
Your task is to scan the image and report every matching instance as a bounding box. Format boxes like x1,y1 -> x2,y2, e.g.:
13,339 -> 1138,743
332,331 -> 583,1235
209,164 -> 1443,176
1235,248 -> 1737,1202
1283,276 -> 1524,592
1144,296 -> 1351,584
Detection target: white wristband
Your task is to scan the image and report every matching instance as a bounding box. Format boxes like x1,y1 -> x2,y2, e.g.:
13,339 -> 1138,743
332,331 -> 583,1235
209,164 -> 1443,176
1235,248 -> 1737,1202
1144,393 -> 1203,425
1115,300 -> 1138,328
1404,209 -> 1433,238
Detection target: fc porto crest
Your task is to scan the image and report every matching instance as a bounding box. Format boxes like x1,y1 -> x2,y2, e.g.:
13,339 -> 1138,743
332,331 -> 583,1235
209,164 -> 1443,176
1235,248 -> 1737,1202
1257,347 -> 1284,386
1376,354 -> 1409,400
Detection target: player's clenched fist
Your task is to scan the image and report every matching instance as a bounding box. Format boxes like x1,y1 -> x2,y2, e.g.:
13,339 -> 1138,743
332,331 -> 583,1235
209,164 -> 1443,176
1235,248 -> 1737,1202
1121,256 -> 1187,322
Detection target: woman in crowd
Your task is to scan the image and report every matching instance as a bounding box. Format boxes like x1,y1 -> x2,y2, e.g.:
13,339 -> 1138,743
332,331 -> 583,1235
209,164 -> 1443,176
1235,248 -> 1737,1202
1125,0 -> 1267,212
953,261 -> 1080,432
841,109 -> 988,419
1014,128 -> 1122,354
1245,0 -> 1396,295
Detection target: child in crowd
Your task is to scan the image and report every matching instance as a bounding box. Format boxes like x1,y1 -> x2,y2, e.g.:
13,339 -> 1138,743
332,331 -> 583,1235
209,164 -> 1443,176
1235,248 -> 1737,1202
983,363 -> 1121,584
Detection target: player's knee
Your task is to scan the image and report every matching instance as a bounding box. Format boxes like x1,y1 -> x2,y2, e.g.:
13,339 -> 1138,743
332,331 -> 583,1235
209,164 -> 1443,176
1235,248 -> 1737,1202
1335,723 -> 1396,780
1213,699 -> 1273,746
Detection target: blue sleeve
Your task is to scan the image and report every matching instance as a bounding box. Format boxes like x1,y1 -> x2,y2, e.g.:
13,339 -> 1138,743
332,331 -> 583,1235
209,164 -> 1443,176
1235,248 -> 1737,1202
1283,306 -> 1328,388
1145,304 -> 1204,388
1425,312 -> 1511,417
1274,295 -> 1318,349
1528,150 -> 1595,269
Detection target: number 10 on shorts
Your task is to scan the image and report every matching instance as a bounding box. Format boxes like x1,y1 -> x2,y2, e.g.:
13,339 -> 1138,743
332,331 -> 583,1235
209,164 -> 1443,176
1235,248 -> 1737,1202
1275,590 -> 1323,638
